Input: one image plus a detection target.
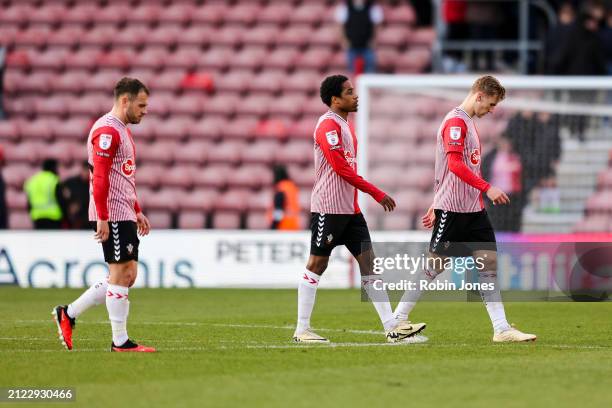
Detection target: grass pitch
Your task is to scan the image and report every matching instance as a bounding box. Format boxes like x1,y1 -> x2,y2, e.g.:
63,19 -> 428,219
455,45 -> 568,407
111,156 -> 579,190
1,288 -> 611,408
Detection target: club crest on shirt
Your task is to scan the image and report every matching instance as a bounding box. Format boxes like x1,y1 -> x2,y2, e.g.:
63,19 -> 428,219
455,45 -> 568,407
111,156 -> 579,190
450,127 -> 462,140
121,158 -> 136,177
326,130 -> 339,146
470,148 -> 481,165
99,134 -> 112,150
126,243 -> 134,255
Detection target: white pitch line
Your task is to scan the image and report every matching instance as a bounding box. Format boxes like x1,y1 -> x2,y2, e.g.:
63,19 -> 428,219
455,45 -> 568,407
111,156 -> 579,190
212,323 -> 383,335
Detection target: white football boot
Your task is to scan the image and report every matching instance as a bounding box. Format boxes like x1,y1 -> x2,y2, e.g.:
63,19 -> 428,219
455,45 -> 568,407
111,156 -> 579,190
386,321 -> 426,343
292,328 -> 330,343
493,326 -> 537,343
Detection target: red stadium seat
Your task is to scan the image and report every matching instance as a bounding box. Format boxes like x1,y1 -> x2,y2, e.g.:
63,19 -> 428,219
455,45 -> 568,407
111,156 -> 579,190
376,25 -> 412,48
289,117 -> 317,140
245,25 -> 280,47
200,94 -> 240,117
192,165 -> 231,189
232,47 -> 268,70
190,117 -> 226,142
288,164 -> 315,188
409,28 -> 436,45
382,4 -> 416,25
146,210 -> 173,229
54,117 -> 92,141
207,142 -> 246,165
223,117 -> 259,141
248,189 -> 274,212
80,26 -> 115,47
0,4 -> 33,25
258,3 -> 293,25
65,47 -> 103,70
166,47 -> 202,70
49,25 -> 86,47
310,25 -> 340,47
396,166 -> 435,191
168,93 -> 206,116
212,212 -> 241,229
164,165 -> 197,189
229,164 -> 272,189
0,121 -> 19,143
67,94 -> 108,117
214,70 -> 254,94
209,26 -> 244,48
178,211 -> 207,229
131,115 -> 163,143
159,3 -> 196,24
296,47 -> 333,70
197,46 -> 233,71
174,141 -> 211,165
135,164 -> 163,189
113,25 -> 151,48
130,3 -> 162,24
277,141 -> 313,166
265,47 -> 300,71
14,26 -> 52,47
4,142 -> 43,164
97,4 -> 132,24
282,71 -> 321,94
3,164 -> 36,189
246,211 -> 270,230
138,141 -> 176,165
147,24 -> 182,47
6,188 -> 28,211
5,50 -> 30,69
241,95 -> 272,116
20,71 -> 53,93
268,94 -> 306,117
145,189 -> 182,212
248,71 -> 285,94
394,48 -> 432,73
30,48 -> 70,69
191,3 -> 228,25
225,3 -> 262,25
598,168 -> 612,189
215,189 -> 251,212
63,3 -> 99,24
290,4 -> 329,25
253,119 -> 289,140
133,47 -> 169,70
52,70 -> 90,93
20,119 -> 55,142
277,25 -> 314,47
240,141 -> 279,164
178,189 -> 218,212
9,211 -> 32,230
156,115 -> 195,140
180,25 -> 214,47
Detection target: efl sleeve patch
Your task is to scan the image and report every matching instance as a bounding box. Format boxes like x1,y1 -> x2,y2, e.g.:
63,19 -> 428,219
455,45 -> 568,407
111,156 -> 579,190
449,127 -> 462,141
99,134 -> 113,150
325,130 -> 339,146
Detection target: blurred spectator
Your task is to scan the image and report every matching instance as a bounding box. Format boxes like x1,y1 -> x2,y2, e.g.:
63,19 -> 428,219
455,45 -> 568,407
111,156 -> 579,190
60,161 -> 90,229
269,165 -> 300,230
335,0 -> 384,74
0,145 -> 7,229
600,8 -> 612,74
548,1 -> 607,75
410,0 -> 432,27
442,0 -> 468,72
24,159 -> 64,229
482,137 -> 523,231
544,1 -> 576,74
466,2 -> 504,71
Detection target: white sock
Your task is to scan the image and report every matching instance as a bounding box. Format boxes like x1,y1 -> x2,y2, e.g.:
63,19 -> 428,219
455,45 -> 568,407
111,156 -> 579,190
362,275 -> 397,331
394,269 -> 438,321
106,284 -> 130,346
478,271 -> 511,333
67,278 -> 108,319
296,271 -> 320,333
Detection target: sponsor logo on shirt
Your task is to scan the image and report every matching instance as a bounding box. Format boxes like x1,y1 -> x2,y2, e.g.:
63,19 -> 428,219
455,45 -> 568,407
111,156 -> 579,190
450,127 -> 462,140
121,158 -> 136,177
344,151 -> 356,167
470,148 -> 481,165
326,130 -> 339,146
99,134 -> 112,150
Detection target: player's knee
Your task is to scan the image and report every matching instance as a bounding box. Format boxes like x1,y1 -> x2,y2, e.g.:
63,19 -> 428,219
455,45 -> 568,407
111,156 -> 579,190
306,257 -> 328,275
480,255 -> 497,272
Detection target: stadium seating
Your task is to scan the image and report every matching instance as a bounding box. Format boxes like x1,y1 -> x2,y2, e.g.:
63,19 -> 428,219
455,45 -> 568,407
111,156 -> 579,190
1,0 -> 434,229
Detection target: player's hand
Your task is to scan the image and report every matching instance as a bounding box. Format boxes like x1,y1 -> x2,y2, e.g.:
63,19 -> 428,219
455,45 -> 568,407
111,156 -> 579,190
422,206 -> 435,229
486,186 -> 510,205
94,220 -> 109,243
380,195 -> 396,212
136,212 -> 151,236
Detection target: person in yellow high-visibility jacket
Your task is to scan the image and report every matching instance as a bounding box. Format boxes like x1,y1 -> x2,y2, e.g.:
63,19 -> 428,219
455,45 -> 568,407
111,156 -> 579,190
269,165 -> 301,230
24,158 -> 64,229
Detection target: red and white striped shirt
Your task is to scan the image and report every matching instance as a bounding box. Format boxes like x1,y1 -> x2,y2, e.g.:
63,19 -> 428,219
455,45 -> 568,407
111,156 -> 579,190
433,108 -> 489,213
311,111 -> 386,214
87,113 -> 140,222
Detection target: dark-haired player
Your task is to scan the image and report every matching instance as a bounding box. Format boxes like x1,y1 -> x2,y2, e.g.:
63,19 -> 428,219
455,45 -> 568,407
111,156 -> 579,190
53,78 -> 155,352
293,74 -> 427,343
394,75 -> 536,342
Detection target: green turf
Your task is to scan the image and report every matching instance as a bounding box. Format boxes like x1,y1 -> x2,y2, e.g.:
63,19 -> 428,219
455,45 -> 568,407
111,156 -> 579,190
1,288 -> 611,408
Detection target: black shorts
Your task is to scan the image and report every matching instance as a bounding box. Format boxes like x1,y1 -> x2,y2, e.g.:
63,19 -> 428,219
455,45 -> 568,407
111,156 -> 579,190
310,212 -> 372,257
92,221 -> 140,264
429,209 -> 496,257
